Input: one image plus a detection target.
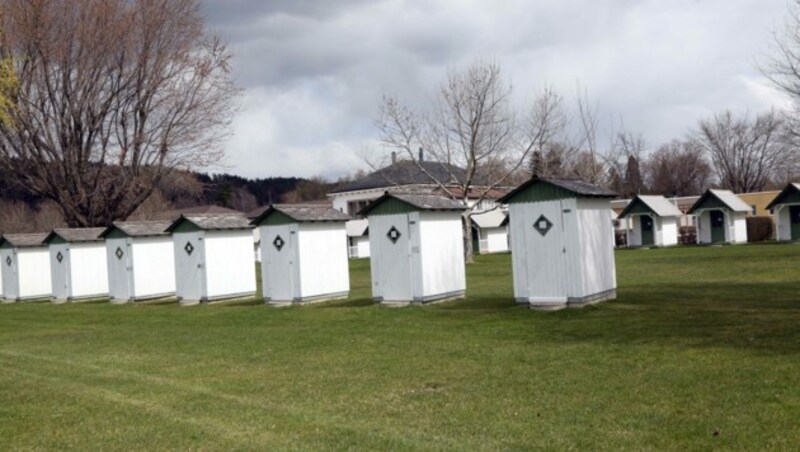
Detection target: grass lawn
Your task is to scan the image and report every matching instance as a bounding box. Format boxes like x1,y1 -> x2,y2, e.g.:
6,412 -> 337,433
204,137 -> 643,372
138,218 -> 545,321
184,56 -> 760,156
1,244 -> 799,450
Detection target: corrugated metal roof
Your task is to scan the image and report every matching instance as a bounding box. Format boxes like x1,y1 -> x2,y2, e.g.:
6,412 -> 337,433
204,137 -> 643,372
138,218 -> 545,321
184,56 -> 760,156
101,221 -> 172,238
618,195 -> 682,218
46,228 -> 106,243
688,189 -> 752,214
252,204 -> 350,224
0,233 -> 49,247
346,219 -> 369,237
498,177 -> 616,203
330,160 -> 487,194
167,214 -> 254,232
471,209 -> 508,228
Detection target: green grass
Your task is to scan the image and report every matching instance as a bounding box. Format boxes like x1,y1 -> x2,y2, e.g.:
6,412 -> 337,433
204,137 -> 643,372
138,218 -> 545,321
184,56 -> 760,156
1,244 -> 799,450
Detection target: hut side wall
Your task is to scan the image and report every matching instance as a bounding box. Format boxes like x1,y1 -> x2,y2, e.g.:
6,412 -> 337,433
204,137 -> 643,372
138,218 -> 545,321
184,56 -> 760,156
367,213 -> 413,302
106,237 -> 132,301
204,230 -> 256,300
68,243 -> 109,298
697,211 -> 712,244
173,230 -> 206,302
18,248 -> 52,299
481,226 -> 509,253
49,243 -> 71,300
576,198 -> 617,300
132,237 -> 176,299
297,222 -> 349,300
417,211 -> 465,299
661,217 -> 679,247
731,212 -> 748,244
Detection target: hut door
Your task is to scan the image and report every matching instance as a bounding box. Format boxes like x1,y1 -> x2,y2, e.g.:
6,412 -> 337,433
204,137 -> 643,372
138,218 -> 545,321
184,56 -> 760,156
51,247 -> 70,300
2,251 -> 18,299
179,233 -> 204,301
526,201 -> 570,299
380,218 -> 412,301
640,216 -> 654,246
109,239 -> 132,300
265,225 -> 294,301
790,205 -> 800,241
710,210 -> 726,243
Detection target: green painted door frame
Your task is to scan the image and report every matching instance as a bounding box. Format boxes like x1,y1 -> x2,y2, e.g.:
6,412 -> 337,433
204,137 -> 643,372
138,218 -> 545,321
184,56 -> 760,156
640,215 -> 654,246
790,205 -> 800,241
710,210 -> 726,243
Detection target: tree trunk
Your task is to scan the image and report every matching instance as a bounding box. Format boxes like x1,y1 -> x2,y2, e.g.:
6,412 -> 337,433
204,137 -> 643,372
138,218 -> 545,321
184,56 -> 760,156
463,212 -> 475,264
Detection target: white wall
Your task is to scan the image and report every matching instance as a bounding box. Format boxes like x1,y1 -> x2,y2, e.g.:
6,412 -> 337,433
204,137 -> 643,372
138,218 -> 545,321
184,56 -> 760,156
297,223 -> 350,299
204,230 -> 256,299
576,198 -> 617,299
661,217 -> 679,247
731,212 -> 748,244
18,248 -> 52,299
132,236 -> 176,299
480,227 -> 509,253
351,235 -> 370,258
418,211 -> 466,299
68,243 -> 109,298
776,205 -> 793,241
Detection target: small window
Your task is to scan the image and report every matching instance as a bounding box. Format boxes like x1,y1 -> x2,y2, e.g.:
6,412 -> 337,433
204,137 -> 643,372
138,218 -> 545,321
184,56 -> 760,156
751,205 -> 757,216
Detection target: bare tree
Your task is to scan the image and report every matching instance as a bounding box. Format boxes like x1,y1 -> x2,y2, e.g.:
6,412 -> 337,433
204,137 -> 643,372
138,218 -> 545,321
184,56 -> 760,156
0,0 -> 238,227
603,130 -> 647,197
377,61 -> 540,262
645,139 -> 712,196
695,110 -> 788,193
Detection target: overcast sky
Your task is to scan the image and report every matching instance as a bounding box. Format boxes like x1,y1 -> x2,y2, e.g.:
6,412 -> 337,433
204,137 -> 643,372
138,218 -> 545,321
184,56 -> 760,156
201,0 -> 790,180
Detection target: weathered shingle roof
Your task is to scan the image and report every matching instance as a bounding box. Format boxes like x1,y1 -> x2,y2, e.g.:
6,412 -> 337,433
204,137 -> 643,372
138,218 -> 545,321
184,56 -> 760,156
359,192 -> 466,216
766,183 -> 800,210
45,228 -> 106,243
0,233 -> 49,248
166,214 -> 253,232
100,221 -> 172,238
688,189 -> 752,214
251,204 -> 350,225
498,177 -> 617,203
618,195 -> 683,218
330,160 -> 487,194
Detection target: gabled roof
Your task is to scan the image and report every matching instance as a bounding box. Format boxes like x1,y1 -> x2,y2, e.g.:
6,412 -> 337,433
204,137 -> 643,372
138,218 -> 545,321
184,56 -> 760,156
166,214 -> 253,232
251,204 -> 350,225
359,192 -> 466,216
617,195 -> 683,219
99,221 -> 172,238
766,183 -> 800,210
346,219 -> 369,237
471,209 -> 508,228
45,228 -> 106,243
687,189 -> 752,214
330,160 -> 487,194
498,177 -> 616,204
0,233 -> 49,248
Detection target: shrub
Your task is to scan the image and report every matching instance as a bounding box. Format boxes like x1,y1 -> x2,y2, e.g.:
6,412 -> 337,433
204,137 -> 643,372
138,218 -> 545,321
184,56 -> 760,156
747,216 -> 774,242
678,226 -> 696,245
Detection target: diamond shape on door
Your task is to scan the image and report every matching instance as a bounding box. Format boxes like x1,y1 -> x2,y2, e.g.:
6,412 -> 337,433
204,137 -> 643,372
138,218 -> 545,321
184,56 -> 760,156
56,251 -> 64,263
115,247 -> 124,260
273,235 -> 285,251
184,242 -> 194,255
533,215 -> 553,237
387,226 -> 401,244
5,256 -> 11,266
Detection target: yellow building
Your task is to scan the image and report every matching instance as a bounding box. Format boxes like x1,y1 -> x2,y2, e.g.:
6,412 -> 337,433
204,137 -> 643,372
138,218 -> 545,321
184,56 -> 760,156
737,191 -> 780,217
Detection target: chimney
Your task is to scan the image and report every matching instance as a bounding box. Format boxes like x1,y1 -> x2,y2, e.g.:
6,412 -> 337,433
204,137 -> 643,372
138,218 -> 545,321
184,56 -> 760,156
391,151 -> 397,164
418,147 -> 424,162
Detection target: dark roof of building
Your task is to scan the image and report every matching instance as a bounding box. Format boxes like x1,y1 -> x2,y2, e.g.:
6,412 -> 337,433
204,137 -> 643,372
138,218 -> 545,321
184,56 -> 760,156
498,177 -> 616,203
45,228 -> 106,243
330,160 -> 487,194
0,233 -> 49,248
166,214 -> 253,232
251,204 -> 350,225
766,183 -> 800,210
246,199 -> 333,219
359,192 -> 466,216
99,221 -> 173,238
159,205 -> 244,221
617,195 -> 683,219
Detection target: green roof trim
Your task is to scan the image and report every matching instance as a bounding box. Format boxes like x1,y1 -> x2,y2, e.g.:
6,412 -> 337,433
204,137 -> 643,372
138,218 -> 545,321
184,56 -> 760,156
688,193 -> 728,213
503,181 -> 574,204
618,198 -> 654,218
498,177 -> 616,204
766,184 -> 800,210
170,220 -> 201,233
363,197 -> 416,216
257,210 -> 295,226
